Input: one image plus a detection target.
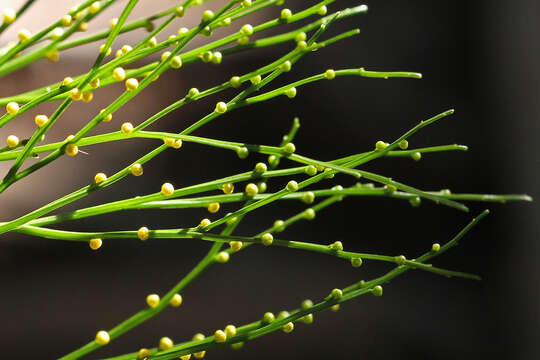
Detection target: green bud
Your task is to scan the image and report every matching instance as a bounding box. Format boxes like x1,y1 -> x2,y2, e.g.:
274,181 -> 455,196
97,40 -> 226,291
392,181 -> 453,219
268,154 -> 279,167
187,87 -> 199,98
300,313 -> 314,324
331,288 -> 343,299
261,233 -> 273,246
284,87 -> 297,98
375,140 -> 388,151
398,139 -> 409,150
324,69 -> 336,80
215,251 -> 230,263
283,142 -> 296,154
351,257 -> 363,267
202,26 -> 212,36
297,41 -> 308,50
301,299 -> 313,309
257,181 -> 267,193
440,188 -> 452,196
236,147 -> 249,159
394,255 -> 407,265
175,6 -> 185,17
254,162 -> 267,174
304,165 -> 317,176
230,76 -> 242,88
193,333 -> 205,341
274,219 -> 285,232
411,152 -> 422,161
250,75 -> 261,85
240,24 -> 253,36
432,243 -> 441,252
277,310 -> 290,320
280,8 -> 292,20
280,60 -> 292,72
202,10 -> 214,22
263,312 -> 275,323
282,322 -> 294,333
200,51 -> 213,63
409,196 -> 421,207
328,241 -> 343,251
301,191 -> 315,204
372,285 -> 383,297
303,208 -> 316,220
286,180 -> 299,192
295,32 -> 307,42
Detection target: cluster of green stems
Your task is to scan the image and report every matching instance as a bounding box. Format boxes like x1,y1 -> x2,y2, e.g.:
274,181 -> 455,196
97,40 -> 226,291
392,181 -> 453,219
0,0 -> 531,359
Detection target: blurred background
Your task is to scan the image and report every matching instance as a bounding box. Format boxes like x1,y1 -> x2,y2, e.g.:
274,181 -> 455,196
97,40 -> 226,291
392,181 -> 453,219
0,0 -> 538,359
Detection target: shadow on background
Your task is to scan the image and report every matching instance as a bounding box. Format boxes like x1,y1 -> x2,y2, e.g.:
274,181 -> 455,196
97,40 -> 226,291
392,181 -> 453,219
0,0 -> 538,359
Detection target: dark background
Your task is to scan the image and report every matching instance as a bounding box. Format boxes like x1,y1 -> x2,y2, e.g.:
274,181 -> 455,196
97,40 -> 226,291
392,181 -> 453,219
0,0 -> 538,359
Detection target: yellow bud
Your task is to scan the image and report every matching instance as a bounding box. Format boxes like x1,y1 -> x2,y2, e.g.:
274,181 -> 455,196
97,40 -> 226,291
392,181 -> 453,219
94,172 -> 107,184
18,29 -> 31,43
159,336 -> 173,350
130,163 -> 143,176
137,226 -> 149,241
95,330 -> 110,345
61,15 -> 72,27
138,348 -> 150,359
82,90 -> 93,103
45,50 -> 59,62
222,183 -> 234,194
214,330 -> 227,343
113,67 -> 126,81
207,202 -> 220,213
224,325 -> 237,338
125,78 -> 139,91
62,77 -> 73,86
89,1 -> 101,14
121,122 -> 133,134
70,88 -> 82,101
229,241 -> 243,252
161,182 -> 174,196
89,238 -> 102,250
6,101 -> 19,115
6,135 -> 19,148
35,115 -> 48,128
78,22 -> 88,32
170,293 -> 183,307
65,143 -> 78,156
3,8 -> 16,24
146,293 -> 160,308
199,218 -> 211,228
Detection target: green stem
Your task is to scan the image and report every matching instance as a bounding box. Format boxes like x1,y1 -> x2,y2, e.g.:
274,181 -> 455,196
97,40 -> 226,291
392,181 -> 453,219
102,211 -> 488,360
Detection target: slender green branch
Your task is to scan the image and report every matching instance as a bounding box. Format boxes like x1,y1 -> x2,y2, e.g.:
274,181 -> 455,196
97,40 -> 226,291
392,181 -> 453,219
101,211 -> 488,360
58,99 -> 290,360
0,0 -> 117,75
1,0 -> 140,187
0,7 -> 344,234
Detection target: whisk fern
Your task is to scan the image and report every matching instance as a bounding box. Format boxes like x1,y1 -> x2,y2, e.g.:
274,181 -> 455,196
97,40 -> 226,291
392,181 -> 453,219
0,0 -> 531,359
